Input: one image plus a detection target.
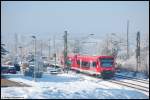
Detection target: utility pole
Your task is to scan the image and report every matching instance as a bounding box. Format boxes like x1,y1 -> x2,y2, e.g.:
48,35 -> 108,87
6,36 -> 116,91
127,20 -> 129,59
76,39 -> 80,54
14,34 -> 18,64
145,33 -> 149,76
110,33 -> 113,56
48,39 -> 51,60
73,40 -> 76,54
64,31 -> 68,70
106,34 -> 109,55
53,35 -> 56,67
40,40 -> 43,57
14,33 -> 18,55
136,32 -> 140,75
31,36 -> 36,81
19,46 -> 23,64
73,39 -> 79,54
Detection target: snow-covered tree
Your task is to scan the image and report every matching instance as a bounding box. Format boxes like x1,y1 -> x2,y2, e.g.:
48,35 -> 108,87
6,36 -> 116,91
140,33 -> 149,76
73,40 -> 81,54
1,44 -> 9,58
101,33 -> 121,58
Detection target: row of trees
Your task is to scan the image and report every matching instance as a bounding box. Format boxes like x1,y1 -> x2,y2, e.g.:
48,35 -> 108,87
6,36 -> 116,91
1,44 -> 9,58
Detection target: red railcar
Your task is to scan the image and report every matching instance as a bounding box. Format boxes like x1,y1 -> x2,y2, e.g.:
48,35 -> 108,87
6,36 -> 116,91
61,54 -> 115,78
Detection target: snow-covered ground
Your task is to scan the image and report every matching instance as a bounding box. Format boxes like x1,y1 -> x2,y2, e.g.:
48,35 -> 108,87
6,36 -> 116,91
1,72 -> 149,99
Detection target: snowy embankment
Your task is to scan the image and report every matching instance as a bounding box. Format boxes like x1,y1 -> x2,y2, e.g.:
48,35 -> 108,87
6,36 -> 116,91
1,72 -> 149,99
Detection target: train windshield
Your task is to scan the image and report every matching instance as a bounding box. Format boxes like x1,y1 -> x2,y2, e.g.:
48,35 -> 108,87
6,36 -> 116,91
100,58 -> 113,67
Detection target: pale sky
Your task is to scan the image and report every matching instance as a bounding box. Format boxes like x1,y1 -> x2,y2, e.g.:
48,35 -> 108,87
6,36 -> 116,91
1,1 -> 149,52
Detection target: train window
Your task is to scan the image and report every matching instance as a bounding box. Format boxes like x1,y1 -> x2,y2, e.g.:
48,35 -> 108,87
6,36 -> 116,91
100,58 -> 113,67
82,61 -> 85,66
92,62 -> 96,67
82,61 -> 90,68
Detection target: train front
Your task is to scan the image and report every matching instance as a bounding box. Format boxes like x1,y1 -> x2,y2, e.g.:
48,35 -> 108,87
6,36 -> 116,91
99,56 -> 115,79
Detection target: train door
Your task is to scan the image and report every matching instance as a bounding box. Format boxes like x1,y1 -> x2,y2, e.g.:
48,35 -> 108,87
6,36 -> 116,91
80,59 -> 82,68
96,59 -> 101,72
90,60 -> 97,72
90,60 -> 92,69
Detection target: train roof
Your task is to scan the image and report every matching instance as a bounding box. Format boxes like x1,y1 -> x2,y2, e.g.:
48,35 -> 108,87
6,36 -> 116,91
67,55 -> 114,61
67,54 -> 114,61
76,55 -> 113,58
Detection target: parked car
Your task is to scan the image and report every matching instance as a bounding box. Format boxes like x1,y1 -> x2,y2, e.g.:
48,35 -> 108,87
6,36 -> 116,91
1,65 -> 16,74
23,65 -> 43,78
1,65 -> 9,74
47,67 -> 62,74
8,66 -> 16,74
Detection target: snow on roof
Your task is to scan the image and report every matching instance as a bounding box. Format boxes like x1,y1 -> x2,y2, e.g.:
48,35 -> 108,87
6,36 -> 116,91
9,65 -> 15,67
2,65 -> 9,67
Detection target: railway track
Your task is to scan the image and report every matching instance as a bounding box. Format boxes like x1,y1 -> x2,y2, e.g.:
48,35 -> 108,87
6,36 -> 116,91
74,71 -> 149,92
108,79 -> 149,92
55,67 -> 149,93
114,74 -> 149,84
111,74 -> 149,92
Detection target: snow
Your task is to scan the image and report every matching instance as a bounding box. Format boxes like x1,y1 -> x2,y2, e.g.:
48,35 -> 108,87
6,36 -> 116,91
1,72 -> 149,99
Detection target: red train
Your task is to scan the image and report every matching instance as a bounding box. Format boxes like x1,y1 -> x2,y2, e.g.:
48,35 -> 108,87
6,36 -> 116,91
61,54 -> 115,78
